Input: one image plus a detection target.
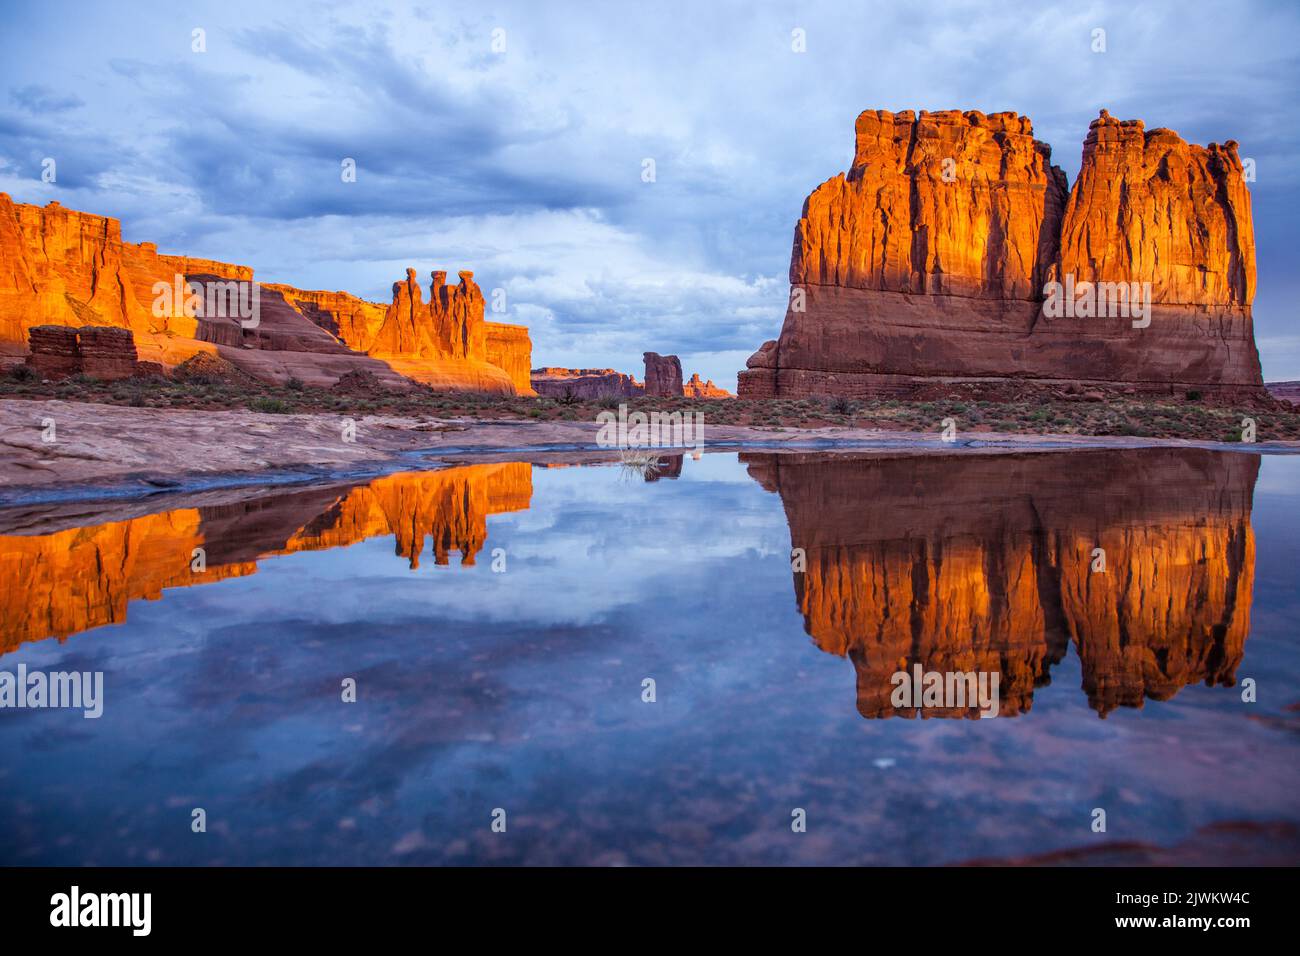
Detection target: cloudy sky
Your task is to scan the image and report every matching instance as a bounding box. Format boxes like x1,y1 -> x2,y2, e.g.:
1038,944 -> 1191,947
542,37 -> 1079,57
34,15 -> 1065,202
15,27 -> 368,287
2,0 -> 1298,388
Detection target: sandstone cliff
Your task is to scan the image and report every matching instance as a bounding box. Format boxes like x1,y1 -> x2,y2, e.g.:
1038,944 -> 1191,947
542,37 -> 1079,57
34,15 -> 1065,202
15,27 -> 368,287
743,448 -> 1256,718
0,194 -> 530,393
485,323 -> 535,394
739,109 -> 1263,399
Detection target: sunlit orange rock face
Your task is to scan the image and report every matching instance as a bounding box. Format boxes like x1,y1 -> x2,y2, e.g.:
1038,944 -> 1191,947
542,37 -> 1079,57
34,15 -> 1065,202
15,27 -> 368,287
485,323 -> 535,395
0,193 -> 530,393
682,373 -> 733,398
739,109 -> 1263,399
744,448 -> 1257,718
0,463 -> 532,653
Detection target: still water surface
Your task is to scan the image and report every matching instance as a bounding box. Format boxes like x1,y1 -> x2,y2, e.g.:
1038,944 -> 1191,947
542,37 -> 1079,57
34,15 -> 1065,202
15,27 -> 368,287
1,448 -> 1297,864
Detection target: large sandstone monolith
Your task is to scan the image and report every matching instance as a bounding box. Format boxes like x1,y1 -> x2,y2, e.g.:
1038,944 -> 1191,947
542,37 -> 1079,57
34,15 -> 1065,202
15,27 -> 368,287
643,352 -> 683,397
738,109 -> 1263,400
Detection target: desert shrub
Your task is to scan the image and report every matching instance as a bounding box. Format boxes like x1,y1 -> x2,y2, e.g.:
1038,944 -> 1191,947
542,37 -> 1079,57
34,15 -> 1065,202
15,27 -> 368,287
7,364 -> 38,382
248,397 -> 292,414
286,377 -> 305,391
829,396 -> 859,415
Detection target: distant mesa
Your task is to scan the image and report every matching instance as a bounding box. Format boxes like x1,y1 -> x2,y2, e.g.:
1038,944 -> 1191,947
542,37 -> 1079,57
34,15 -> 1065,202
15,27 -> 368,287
0,194 -> 533,394
739,109 -> 1263,400
1266,381 -> 1300,405
530,354 -> 733,400
531,367 -> 643,399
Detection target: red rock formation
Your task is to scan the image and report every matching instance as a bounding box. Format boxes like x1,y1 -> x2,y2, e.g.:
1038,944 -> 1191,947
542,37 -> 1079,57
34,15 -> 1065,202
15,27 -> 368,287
739,109 -> 1263,399
643,352 -> 684,397
0,194 -> 531,393
26,324 -> 143,380
485,322 -> 535,395
530,367 -> 644,399
744,448 -> 1257,719
25,325 -> 82,379
1267,381 -> 1300,405
264,284 -> 386,351
682,373 -> 733,398
72,326 -> 138,380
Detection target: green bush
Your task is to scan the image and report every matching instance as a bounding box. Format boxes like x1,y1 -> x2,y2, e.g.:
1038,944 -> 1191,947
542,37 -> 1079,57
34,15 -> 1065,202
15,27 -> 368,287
249,397 -> 292,414
7,364 -> 37,382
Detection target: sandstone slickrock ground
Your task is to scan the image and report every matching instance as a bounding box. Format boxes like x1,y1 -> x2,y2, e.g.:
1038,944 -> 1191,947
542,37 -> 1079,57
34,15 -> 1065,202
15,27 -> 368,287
2,398 -> 1295,495
740,109 -> 1264,400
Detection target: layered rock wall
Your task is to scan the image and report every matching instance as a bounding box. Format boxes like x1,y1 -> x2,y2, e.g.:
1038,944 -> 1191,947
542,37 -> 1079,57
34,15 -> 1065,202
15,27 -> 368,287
0,194 -> 530,393
26,324 -> 142,380
485,322 -> 535,394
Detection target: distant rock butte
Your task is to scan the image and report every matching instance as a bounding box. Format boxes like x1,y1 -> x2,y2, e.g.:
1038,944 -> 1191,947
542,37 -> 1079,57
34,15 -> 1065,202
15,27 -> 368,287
531,367 -> 643,399
530,359 -> 732,400
739,109 -> 1263,399
683,373 -> 733,398
0,195 -> 533,394
643,352 -> 684,397
1265,381 -> 1300,405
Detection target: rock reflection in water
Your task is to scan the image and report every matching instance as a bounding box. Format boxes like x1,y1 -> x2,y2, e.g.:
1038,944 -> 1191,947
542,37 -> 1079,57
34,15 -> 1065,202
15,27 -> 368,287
0,462 -> 532,653
743,448 -> 1257,718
